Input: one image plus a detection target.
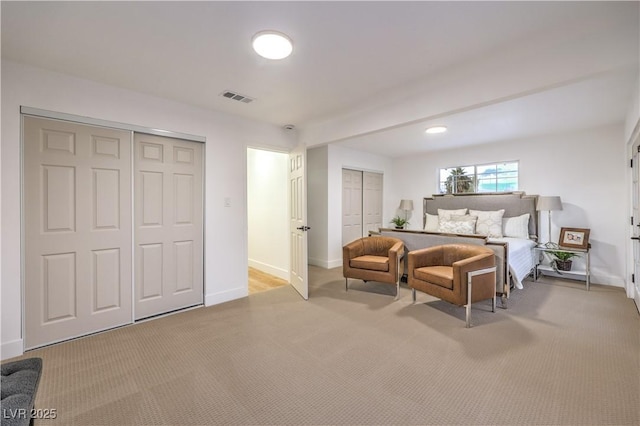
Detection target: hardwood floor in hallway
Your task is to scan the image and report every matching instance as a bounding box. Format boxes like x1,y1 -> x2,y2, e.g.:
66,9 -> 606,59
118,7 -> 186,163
248,267 -> 288,295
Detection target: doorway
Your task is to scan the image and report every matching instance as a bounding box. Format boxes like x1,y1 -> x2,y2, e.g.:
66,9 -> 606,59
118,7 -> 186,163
247,148 -> 289,294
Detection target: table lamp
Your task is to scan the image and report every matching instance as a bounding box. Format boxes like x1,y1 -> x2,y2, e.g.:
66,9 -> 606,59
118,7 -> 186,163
536,196 -> 563,243
399,199 -> 413,228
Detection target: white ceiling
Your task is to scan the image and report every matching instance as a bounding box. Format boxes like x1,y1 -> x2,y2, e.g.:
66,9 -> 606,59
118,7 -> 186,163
2,1 -> 639,157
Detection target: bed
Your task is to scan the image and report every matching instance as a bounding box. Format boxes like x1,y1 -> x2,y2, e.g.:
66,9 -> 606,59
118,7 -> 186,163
380,192 -> 538,306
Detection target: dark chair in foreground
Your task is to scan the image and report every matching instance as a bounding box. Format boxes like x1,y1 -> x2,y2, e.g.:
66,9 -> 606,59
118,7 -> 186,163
343,236 -> 404,299
407,244 -> 496,327
1,357 -> 43,426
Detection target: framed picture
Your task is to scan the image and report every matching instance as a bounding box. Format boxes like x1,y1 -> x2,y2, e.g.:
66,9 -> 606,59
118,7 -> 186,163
559,227 -> 590,250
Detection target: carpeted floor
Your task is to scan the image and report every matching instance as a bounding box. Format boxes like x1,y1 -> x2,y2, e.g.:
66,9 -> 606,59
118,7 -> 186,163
10,266 -> 640,425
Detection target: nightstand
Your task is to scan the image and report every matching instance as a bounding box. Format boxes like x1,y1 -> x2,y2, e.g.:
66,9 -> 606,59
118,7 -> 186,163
533,245 -> 591,290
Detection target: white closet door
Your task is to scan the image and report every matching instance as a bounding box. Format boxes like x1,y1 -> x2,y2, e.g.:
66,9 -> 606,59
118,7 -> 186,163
363,171 -> 383,235
134,134 -> 203,320
342,169 -> 363,245
24,116 -> 132,349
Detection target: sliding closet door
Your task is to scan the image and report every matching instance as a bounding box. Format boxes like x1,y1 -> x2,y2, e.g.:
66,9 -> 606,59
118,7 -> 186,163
24,116 -> 132,349
342,169 -> 383,245
363,171 -> 383,235
134,134 -> 203,320
342,169 -> 363,245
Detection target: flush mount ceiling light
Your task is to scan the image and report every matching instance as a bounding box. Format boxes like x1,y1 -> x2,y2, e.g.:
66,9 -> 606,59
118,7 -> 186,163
425,126 -> 448,134
252,30 -> 293,60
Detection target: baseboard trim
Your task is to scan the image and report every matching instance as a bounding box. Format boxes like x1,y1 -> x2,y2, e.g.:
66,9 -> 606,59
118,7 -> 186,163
309,257 -> 342,269
1,339 -> 24,361
590,273 -> 625,288
327,259 -> 341,269
248,259 -> 288,281
205,286 -> 248,306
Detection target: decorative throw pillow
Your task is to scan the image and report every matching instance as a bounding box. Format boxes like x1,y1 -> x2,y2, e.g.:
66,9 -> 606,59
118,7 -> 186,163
502,213 -> 531,239
469,209 -> 505,238
437,208 -> 467,221
438,215 -> 477,235
424,213 -> 439,232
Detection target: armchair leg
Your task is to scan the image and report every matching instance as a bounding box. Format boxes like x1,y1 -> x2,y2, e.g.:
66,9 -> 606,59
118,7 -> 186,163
345,278 -> 348,292
412,288 -> 416,304
466,266 -> 498,328
395,255 -> 401,300
466,279 -> 472,328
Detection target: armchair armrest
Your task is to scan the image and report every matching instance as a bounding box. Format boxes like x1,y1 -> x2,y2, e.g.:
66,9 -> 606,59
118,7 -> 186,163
387,240 -> 404,275
453,252 -> 496,300
343,239 -> 364,260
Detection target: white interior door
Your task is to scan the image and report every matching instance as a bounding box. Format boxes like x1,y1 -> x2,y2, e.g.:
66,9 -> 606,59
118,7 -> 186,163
342,169 -> 362,245
134,134 -> 203,320
289,143 -> 308,300
632,137 -> 640,312
24,116 -> 132,349
363,171 -> 383,235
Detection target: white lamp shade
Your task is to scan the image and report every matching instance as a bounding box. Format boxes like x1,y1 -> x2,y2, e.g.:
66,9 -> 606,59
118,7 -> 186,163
536,196 -> 563,211
399,199 -> 414,211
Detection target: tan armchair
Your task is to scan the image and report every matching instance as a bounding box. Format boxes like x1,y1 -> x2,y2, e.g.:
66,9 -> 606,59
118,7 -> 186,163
343,237 -> 404,299
407,244 -> 497,327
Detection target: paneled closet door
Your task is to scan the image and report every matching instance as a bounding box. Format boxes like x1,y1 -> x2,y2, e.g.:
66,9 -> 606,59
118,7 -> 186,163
363,171 -> 383,235
134,134 -> 203,320
342,169 -> 363,245
24,116 -> 132,349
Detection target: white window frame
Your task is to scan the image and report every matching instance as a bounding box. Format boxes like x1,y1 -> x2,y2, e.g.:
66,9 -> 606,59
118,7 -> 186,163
438,161 -> 519,194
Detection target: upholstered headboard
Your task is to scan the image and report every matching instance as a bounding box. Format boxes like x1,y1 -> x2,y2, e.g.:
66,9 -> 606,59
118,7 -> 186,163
423,192 -> 538,239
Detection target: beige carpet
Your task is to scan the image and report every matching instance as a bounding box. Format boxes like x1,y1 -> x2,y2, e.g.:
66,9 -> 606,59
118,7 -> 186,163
9,266 -> 640,425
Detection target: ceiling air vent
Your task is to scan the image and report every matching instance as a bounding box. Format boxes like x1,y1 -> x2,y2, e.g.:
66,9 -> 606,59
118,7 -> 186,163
220,90 -> 255,104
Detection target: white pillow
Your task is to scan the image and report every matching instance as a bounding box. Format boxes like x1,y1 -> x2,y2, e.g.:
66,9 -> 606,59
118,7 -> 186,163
437,208 -> 467,221
424,213 -> 439,232
438,215 -> 477,235
469,209 -> 505,238
502,213 -> 531,239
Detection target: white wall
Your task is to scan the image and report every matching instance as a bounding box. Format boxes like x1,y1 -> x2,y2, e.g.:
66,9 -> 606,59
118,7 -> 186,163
307,146 -> 329,268
247,148 -> 289,280
624,76 -> 639,144
391,124 -> 627,287
1,61 -> 294,359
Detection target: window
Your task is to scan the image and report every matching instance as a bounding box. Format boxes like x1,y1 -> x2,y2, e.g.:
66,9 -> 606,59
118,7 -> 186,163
439,161 -> 518,194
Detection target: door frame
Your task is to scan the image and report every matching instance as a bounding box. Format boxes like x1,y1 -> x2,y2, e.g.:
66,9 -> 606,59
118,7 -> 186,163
20,106 -> 207,350
628,118 -> 640,311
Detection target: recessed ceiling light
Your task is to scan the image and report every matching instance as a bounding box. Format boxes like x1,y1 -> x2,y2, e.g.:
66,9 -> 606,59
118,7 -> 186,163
425,126 -> 447,134
252,30 -> 293,60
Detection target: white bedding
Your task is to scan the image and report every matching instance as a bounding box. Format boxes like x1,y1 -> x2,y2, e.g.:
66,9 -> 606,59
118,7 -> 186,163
488,237 -> 536,289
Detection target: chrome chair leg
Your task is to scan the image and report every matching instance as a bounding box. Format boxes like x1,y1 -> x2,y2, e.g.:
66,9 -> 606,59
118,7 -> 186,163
412,288 -> 416,304
466,266 -> 498,328
466,278 -> 472,328
345,278 -> 348,292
